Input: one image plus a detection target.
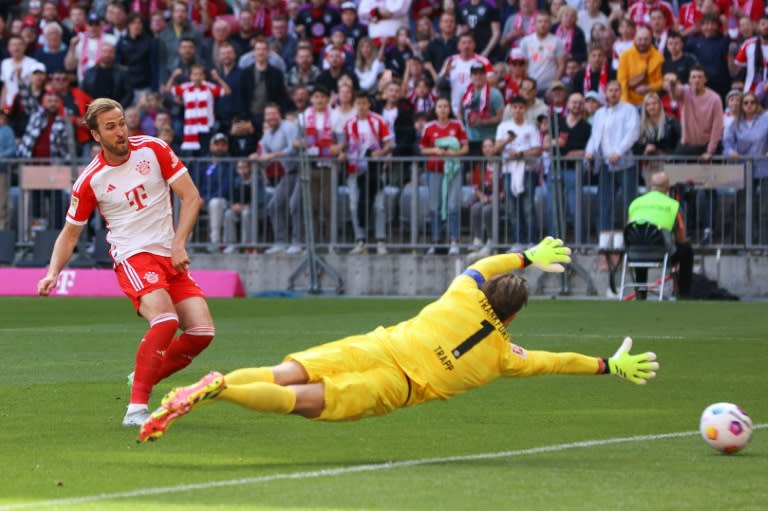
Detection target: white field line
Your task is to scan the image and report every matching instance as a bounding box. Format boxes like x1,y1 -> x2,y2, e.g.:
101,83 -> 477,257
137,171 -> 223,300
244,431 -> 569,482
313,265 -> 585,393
1,423 -> 765,510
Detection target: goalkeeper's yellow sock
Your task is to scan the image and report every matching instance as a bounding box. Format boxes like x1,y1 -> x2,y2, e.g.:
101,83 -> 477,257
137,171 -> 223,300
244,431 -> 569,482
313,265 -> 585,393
224,367 -> 274,385
219,383 -> 296,414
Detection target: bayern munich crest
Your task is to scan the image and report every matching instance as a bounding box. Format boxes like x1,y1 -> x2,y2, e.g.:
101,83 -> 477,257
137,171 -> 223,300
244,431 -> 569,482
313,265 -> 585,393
136,160 -> 151,176
144,271 -> 159,284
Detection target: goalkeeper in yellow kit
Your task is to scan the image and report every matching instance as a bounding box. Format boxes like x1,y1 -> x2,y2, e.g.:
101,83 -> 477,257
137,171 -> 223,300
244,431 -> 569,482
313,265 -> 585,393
139,237 -> 659,442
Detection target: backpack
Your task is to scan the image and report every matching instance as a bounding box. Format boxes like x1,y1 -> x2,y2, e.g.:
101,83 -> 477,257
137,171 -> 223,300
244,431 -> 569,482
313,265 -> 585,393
689,273 -> 740,301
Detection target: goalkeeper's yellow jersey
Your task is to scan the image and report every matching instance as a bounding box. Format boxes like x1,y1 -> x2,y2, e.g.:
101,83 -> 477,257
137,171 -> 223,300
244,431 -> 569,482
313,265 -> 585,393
370,254 -> 602,406
368,255 -> 527,405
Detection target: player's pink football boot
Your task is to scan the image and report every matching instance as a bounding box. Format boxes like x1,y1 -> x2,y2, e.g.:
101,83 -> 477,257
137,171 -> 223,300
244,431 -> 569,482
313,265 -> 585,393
137,372 -> 225,442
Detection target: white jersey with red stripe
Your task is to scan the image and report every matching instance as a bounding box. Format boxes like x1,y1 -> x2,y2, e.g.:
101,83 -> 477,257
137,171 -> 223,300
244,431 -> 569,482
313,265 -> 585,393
67,135 -> 188,264
443,54 -> 494,114
734,37 -> 768,92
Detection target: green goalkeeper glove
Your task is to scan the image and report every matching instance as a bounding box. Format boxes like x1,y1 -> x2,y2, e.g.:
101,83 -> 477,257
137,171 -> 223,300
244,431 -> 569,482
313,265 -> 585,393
522,237 -> 572,273
606,337 -> 659,385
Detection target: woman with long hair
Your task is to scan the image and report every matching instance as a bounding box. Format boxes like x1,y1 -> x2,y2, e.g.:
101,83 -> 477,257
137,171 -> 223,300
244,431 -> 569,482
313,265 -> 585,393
419,97 -> 470,254
724,92 -> 768,243
633,92 -> 681,157
553,6 -> 588,63
354,37 -> 385,94
633,92 -> 680,183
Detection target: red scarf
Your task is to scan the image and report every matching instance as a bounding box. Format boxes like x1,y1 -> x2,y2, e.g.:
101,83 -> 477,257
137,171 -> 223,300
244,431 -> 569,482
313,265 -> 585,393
555,24 -> 575,54
130,0 -> 162,18
584,64 -> 608,97
346,115 -> 381,174
305,107 -> 334,156
461,82 -> 491,117
80,32 -> 103,75
680,2 -> 702,29
511,12 -> 537,46
733,0 -> 754,18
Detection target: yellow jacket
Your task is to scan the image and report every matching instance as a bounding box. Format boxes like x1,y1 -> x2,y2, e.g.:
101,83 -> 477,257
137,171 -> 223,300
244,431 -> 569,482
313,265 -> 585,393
617,45 -> 664,105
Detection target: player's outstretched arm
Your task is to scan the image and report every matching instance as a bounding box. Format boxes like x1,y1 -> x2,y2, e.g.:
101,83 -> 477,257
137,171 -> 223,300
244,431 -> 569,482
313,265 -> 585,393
605,337 -> 659,385
467,237 -> 572,280
37,222 -> 84,296
502,338 -> 658,384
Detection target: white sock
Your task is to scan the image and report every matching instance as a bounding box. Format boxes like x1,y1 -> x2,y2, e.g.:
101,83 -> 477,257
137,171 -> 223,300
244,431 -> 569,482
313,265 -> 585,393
127,403 -> 149,414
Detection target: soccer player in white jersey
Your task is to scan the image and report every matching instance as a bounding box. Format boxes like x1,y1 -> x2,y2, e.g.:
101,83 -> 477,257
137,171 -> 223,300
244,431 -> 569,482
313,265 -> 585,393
37,98 -> 216,427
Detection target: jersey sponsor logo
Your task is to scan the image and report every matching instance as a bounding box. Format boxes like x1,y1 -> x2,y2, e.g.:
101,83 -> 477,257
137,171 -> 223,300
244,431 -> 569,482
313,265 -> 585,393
106,183 -> 116,193
125,184 -> 149,211
67,196 -> 79,217
511,343 -> 527,359
143,271 -> 159,284
136,160 -> 152,176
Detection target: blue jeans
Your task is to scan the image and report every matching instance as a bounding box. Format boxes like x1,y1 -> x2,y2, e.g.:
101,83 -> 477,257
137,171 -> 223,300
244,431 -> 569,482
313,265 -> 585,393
427,171 -> 461,244
598,166 -> 638,231
503,170 -> 538,245
545,168 -> 584,239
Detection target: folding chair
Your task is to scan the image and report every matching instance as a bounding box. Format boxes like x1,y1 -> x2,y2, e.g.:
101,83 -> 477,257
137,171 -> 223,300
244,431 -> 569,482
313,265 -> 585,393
14,229 -> 59,267
619,222 -> 674,301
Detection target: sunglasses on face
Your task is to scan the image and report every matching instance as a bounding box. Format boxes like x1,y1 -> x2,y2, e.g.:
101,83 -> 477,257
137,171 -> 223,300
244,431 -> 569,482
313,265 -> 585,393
743,100 -> 756,105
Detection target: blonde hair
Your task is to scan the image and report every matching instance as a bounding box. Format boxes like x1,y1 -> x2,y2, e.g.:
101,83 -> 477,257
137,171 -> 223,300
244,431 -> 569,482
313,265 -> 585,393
355,37 -> 379,72
85,98 -> 124,132
639,92 -> 666,144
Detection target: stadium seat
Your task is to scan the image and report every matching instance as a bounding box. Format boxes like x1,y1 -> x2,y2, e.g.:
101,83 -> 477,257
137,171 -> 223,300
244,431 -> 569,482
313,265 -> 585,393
0,229 -> 16,265
618,222 -> 674,301
14,229 -> 58,267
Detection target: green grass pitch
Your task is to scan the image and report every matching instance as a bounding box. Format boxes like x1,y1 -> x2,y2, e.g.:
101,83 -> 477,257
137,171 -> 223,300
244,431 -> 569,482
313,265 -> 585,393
0,297 -> 766,511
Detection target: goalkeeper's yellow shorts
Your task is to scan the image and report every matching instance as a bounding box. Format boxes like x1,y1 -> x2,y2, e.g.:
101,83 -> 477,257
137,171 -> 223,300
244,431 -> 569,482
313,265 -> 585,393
286,334 -> 410,421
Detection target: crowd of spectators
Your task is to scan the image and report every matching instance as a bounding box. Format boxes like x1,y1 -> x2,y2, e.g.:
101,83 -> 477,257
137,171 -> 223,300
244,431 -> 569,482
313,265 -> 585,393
1,0 -> 767,251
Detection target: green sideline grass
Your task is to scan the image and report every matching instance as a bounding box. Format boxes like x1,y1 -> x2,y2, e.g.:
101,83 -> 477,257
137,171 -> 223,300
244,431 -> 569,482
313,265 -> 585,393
0,297 -> 766,511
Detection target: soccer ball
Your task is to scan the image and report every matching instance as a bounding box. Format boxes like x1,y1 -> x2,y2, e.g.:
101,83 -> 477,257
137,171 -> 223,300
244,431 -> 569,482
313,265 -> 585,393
699,402 -> 753,454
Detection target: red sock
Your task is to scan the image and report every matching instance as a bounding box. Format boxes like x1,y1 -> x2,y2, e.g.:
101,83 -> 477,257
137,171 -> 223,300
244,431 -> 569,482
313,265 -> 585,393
130,313 -> 179,404
155,325 -> 215,383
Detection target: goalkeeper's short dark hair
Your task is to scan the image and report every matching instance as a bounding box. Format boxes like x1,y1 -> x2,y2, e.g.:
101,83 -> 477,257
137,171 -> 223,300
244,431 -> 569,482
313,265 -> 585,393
481,273 -> 528,321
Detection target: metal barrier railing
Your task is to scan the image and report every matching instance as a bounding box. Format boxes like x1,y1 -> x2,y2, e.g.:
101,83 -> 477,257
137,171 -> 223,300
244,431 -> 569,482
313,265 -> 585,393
1,155 -> 767,256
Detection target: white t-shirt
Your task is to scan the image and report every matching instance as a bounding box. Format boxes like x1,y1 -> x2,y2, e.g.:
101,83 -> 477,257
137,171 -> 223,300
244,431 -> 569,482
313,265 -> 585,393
495,119 -> 541,158
0,56 -> 43,108
519,33 -> 566,93
67,136 -> 187,263
381,106 -> 398,144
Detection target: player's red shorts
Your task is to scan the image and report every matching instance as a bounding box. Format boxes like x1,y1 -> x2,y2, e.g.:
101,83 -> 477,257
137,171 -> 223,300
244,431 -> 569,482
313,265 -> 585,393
115,252 -> 205,312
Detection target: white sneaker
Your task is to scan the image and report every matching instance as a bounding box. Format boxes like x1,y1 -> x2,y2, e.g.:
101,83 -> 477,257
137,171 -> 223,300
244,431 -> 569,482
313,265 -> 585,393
425,246 -> 436,255
448,242 -> 460,255
376,242 -> 388,255
349,241 -> 368,255
472,237 -> 483,248
265,244 -> 287,254
285,244 -> 304,254
222,244 -> 237,254
122,407 -> 150,427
